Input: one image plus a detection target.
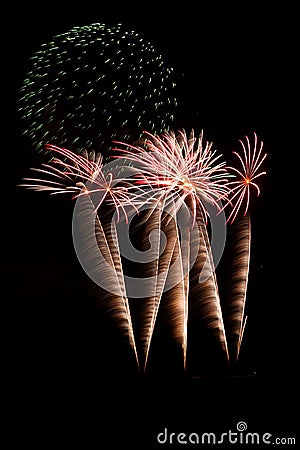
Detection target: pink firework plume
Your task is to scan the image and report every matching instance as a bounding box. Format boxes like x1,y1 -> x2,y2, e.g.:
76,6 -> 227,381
113,130 -> 231,370
21,143 -> 140,368
224,132 -> 267,224
222,132 -> 267,362
21,143 -> 140,223
113,129 -> 231,223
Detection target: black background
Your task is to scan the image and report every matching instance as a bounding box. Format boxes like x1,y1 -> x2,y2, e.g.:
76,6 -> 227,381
2,2 -> 297,448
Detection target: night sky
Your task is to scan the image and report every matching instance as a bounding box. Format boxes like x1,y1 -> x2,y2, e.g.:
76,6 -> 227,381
2,3 -> 297,448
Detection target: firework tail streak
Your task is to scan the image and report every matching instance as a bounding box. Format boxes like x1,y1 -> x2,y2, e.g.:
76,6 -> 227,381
20,130 -> 267,372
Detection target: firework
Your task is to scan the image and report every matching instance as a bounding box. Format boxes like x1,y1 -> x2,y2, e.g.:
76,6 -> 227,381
73,191 -> 139,368
113,130 -> 231,370
189,205 -> 229,364
19,130 -> 267,374
113,129 -> 230,222
224,132 -> 267,224
124,204 -> 176,371
158,205 -> 191,371
21,143 -> 139,222
18,23 -> 177,154
222,133 -> 267,361
21,144 -> 140,367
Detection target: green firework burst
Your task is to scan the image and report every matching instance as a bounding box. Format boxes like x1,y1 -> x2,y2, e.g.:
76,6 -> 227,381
19,22 -> 178,154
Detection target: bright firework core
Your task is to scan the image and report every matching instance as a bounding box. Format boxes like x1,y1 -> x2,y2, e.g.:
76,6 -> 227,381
224,133 -> 267,223
178,177 -> 196,193
156,177 -> 196,192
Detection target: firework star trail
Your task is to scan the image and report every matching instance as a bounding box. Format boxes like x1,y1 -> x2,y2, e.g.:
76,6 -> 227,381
21,144 -> 140,368
113,129 -> 231,371
19,131 -> 267,374
221,132 -> 267,362
18,22 -> 177,155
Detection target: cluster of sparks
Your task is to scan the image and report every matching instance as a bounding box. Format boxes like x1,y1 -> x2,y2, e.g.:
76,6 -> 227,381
22,129 -> 267,372
18,23 -> 177,154
112,130 -> 231,224
22,144 -> 139,222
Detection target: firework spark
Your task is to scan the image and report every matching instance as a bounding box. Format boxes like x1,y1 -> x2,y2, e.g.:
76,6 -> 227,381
72,191 -> 139,368
18,23 -> 177,154
113,130 -> 231,370
21,143 -> 141,367
158,207 -> 191,371
21,143 -> 139,223
222,132 -> 267,362
113,129 -> 231,222
224,132 -> 267,224
19,130 -> 268,373
188,205 -> 229,364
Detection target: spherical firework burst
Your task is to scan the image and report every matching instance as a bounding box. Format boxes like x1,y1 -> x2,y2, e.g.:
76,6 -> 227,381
18,23 -> 177,154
